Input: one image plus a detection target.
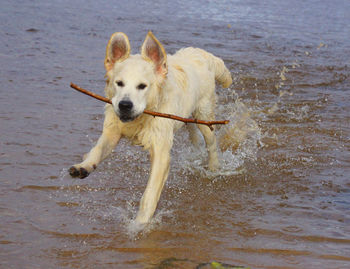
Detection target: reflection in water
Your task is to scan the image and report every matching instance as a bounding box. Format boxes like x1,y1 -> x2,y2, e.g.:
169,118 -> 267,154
1,0 -> 350,268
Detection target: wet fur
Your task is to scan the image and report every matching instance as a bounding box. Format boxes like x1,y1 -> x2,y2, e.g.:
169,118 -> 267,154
69,31 -> 232,225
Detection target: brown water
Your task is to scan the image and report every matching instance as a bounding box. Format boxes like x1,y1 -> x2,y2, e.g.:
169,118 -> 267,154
1,0 -> 350,268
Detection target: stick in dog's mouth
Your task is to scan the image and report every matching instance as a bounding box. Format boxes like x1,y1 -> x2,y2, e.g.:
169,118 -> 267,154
70,82 -> 229,131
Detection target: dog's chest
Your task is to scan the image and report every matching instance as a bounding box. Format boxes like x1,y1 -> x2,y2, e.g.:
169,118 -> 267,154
121,118 -> 154,148
121,117 -> 175,150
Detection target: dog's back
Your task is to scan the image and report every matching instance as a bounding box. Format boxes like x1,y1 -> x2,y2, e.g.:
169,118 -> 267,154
172,47 -> 232,88
157,47 -> 232,126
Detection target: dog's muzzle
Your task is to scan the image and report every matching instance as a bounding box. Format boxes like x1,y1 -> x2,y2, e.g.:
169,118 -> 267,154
117,100 -> 137,122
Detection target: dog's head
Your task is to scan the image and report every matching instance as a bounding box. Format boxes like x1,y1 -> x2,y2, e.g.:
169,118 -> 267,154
104,31 -> 167,122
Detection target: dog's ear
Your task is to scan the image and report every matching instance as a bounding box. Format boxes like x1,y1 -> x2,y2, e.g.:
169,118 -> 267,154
104,32 -> 130,71
141,31 -> 167,76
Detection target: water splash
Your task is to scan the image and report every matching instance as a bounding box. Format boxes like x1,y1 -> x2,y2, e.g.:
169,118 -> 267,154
101,200 -> 174,240
217,98 -> 262,176
173,97 -> 262,178
53,170 -> 174,240
287,105 -> 311,122
125,209 -> 174,240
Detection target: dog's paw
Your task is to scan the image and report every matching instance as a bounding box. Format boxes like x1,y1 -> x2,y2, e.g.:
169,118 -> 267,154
68,166 -> 89,179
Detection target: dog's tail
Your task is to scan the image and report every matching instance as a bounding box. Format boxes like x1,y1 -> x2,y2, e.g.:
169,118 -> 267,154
198,49 -> 232,88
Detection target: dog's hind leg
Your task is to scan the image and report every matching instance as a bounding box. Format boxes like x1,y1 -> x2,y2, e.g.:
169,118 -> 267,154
69,106 -> 121,178
135,138 -> 172,224
197,124 -> 219,171
194,98 -> 219,171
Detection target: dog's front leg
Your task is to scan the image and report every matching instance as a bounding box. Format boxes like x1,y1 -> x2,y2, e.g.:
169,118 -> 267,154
69,106 -> 121,178
135,140 -> 172,224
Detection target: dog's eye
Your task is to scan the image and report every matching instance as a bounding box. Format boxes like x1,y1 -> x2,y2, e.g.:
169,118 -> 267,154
137,83 -> 147,90
116,80 -> 124,87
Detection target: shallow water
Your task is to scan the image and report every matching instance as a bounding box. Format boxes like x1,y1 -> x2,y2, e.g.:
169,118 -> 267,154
1,0 -> 350,268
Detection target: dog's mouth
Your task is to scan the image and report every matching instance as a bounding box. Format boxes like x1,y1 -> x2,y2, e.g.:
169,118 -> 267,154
118,112 -> 141,123
119,115 -> 136,122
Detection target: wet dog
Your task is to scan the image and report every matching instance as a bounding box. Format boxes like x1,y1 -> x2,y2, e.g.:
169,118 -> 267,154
69,31 -> 232,225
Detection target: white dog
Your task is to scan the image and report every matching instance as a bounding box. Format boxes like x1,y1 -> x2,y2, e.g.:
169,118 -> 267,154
69,31 -> 232,225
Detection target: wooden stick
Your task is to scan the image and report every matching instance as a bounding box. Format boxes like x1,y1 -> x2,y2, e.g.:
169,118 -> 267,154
70,82 -> 229,130
71,83 -> 112,104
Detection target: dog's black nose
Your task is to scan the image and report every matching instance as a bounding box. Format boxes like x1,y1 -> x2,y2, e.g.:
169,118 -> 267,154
118,100 -> 133,112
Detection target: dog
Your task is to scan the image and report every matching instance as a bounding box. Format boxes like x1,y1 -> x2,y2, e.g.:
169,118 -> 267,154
69,31 -> 232,225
